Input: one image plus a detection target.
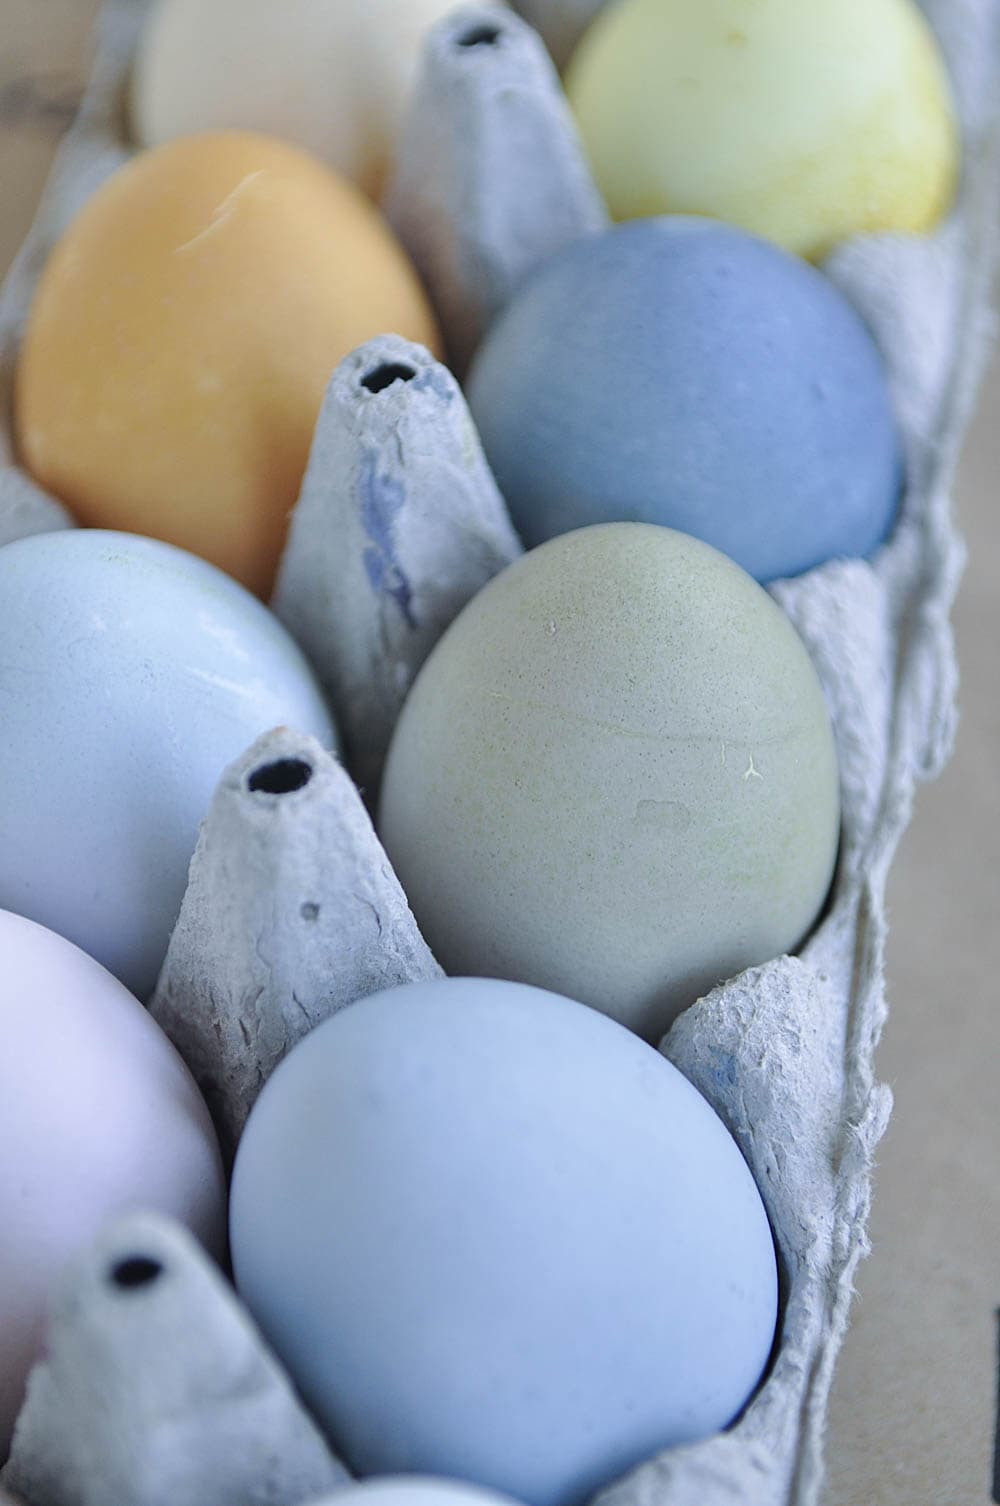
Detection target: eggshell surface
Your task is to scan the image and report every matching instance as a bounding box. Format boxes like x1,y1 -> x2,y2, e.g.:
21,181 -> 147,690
230,977 -> 779,1506
465,218 -> 902,582
565,0 -> 957,259
131,0 -> 460,197
15,131 -> 441,597
378,524 -> 840,1041
304,1479 -> 524,1506
0,530 -> 336,999
0,909 -> 225,1459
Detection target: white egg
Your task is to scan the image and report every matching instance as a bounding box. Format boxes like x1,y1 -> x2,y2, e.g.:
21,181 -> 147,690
303,1479 -> 523,1506
130,0 -> 462,196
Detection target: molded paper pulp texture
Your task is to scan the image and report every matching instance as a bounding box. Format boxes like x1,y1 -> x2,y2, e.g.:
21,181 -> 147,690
0,2 -> 998,1505
3,1213 -> 351,1506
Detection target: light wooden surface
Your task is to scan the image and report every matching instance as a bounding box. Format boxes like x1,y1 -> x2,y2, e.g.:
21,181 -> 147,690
2,3 -> 997,1502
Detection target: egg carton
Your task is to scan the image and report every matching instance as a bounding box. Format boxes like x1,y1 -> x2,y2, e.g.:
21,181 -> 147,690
1,2 -> 999,1505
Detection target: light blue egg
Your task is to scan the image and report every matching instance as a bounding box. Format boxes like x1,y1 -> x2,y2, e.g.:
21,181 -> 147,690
230,976 -> 778,1506
465,217 -> 902,582
0,529 -> 336,998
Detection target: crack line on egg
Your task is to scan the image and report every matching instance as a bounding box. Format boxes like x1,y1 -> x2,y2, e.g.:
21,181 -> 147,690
173,172 -> 265,255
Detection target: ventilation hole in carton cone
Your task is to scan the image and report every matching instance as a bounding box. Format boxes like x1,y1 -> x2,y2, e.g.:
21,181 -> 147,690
110,1256 -> 164,1290
247,758 -> 313,795
361,362 -> 417,394
456,24 -> 502,48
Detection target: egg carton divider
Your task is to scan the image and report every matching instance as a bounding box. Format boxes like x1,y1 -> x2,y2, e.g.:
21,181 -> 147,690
2,1212 -> 352,1506
0,2 -> 999,1505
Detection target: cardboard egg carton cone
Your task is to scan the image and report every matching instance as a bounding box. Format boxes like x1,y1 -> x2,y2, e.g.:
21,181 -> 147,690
149,726 -> 444,1163
1,2 -> 999,1505
0,471 -> 73,549
384,4 -> 608,374
505,0 -> 609,71
272,333 -> 522,793
1,1213 -> 350,1506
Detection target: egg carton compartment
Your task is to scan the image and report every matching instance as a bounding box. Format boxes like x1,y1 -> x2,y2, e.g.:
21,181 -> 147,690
1,2 -> 999,1505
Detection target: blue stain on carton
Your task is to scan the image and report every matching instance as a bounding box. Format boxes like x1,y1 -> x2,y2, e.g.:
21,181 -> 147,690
360,449 -> 416,629
414,365 -> 455,404
708,1051 -> 739,1094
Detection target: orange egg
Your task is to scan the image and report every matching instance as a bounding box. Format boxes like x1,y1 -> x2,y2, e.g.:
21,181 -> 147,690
16,131 -> 441,597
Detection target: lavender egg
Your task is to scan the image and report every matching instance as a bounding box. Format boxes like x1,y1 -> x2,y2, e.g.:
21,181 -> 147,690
0,909 -> 225,1457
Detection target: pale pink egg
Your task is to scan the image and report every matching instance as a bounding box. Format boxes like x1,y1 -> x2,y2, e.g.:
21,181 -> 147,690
0,910 -> 226,1457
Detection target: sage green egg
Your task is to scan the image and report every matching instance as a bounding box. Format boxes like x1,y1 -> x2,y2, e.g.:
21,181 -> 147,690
564,0 -> 958,260
378,524 -> 840,1041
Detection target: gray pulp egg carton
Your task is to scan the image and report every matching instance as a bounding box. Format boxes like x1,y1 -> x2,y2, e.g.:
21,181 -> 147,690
1,1 -> 999,1504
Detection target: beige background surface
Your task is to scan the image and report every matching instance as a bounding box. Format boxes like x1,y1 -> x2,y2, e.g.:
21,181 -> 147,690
1,3 -> 997,1502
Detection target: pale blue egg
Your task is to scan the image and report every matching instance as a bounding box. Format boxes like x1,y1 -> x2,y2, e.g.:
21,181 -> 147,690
465,217 -> 902,582
0,529 -> 336,998
230,976 -> 778,1506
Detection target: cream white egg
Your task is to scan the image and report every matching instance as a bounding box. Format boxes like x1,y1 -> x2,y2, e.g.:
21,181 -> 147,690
131,0 -> 461,195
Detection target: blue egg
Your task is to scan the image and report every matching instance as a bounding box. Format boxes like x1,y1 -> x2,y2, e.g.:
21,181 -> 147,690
465,217 -> 902,582
0,529 -> 336,998
230,977 -> 778,1506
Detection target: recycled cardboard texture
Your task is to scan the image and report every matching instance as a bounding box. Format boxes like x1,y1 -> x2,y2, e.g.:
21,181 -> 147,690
508,0 -> 607,71
3,1214 -> 350,1506
272,333 -> 522,794
151,728 -> 443,1161
0,2 -> 998,1504
384,4 -> 607,374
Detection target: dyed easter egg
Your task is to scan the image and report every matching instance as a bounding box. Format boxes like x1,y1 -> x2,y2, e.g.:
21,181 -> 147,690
131,0 -> 459,196
304,1481 -> 518,1506
0,530 -> 336,999
308,1481 -> 518,1506
0,909 -> 225,1458
304,1480 -> 523,1506
565,0 -> 957,259
378,524 -> 840,1041
466,218 -> 901,582
15,131 -> 440,597
230,977 -> 778,1506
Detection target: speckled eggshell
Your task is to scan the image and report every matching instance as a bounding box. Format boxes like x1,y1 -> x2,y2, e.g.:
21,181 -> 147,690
564,0 -> 958,259
131,0 -> 461,197
0,529 -> 336,1000
378,524 -> 840,1041
230,977 -> 779,1506
0,909 -> 225,1460
465,217 -> 902,583
15,131 -> 441,597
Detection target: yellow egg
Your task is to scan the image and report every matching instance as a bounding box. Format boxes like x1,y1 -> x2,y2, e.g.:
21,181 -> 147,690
565,0 -> 958,260
16,131 -> 441,597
